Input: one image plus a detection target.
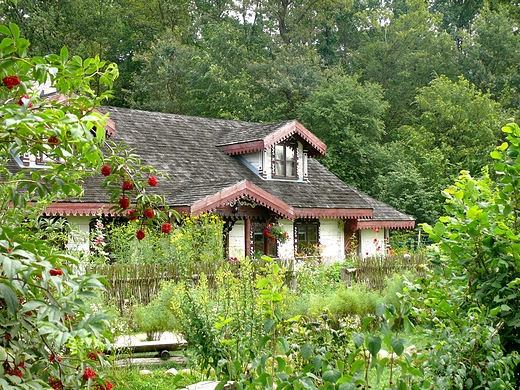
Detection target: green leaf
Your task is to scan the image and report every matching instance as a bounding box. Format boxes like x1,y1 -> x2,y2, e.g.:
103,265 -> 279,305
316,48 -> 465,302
322,370 -> 341,383
301,343 -> 313,360
368,336 -> 382,358
0,283 -> 19,314
338,383 -> 356,390
391,337 -> 405,356
263,318 -> 275,333
353,333 -> 364,348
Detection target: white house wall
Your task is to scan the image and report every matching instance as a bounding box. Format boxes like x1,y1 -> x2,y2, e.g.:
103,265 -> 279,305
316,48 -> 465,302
228,220 -> 245,259
319,219 -> 344,264
66,216 -> 91,253
359,228 -> 386,258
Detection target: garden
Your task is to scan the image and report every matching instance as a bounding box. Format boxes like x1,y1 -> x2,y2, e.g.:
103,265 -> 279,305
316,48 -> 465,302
1,21 -> 520,390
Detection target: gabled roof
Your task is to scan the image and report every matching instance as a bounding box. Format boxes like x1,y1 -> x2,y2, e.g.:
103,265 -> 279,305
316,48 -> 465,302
31,106 -> 413,228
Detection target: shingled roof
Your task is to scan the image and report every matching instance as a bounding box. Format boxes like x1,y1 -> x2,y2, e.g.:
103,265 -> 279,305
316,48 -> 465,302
42,106 -> 414,229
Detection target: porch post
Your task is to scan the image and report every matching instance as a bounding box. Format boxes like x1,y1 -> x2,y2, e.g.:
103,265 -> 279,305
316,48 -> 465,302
244,217 -> 251,258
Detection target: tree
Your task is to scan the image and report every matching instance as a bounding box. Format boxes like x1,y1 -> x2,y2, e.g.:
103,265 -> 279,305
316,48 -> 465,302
460,6 -> 520,112
0,22 -> 169,388
296,70 -> 388,191
351,0 -> 460,136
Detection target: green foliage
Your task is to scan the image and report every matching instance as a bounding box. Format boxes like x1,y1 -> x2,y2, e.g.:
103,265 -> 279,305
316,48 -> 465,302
421,122 -> 520,385
92,213 -> 224,266
133,280 -> 182,340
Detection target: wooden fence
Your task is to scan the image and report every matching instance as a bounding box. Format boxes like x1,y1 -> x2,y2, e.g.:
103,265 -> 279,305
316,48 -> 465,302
90,255 -> 427,312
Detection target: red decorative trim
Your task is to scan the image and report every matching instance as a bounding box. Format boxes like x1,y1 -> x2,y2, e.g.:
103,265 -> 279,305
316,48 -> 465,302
264,121 -> 326,157
220,120 -> 326,157
221,140 -> 266,155
190,180 -> 294,220
293,208 -> 373,219
356,220 -> 416,230
43,203 -> 118,216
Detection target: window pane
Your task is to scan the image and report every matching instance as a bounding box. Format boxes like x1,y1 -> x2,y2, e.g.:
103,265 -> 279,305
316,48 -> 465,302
275,161 -> 285,176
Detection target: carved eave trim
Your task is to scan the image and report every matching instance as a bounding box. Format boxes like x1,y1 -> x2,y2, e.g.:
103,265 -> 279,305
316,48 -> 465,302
220,120 -> 326,157
42,203 -> 117,217
190,180 -> 294,220
356,220 -> 416,230
294,207 -> 373,220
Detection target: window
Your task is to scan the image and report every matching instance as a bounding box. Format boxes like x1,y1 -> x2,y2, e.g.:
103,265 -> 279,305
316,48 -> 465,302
294,220 -> 319,257
252,223 -> 277,258
273,142 -> 297,178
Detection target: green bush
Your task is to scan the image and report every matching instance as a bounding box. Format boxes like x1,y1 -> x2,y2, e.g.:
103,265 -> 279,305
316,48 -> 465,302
133,280 -> 183,340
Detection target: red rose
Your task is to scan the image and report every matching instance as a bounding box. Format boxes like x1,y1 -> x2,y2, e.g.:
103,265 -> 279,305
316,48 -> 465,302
48,136 -> 59,146
127,209 -> 138,220
119,196 -> 130,210
148,176 -> 158,186
2,75 -> 21,89
122,180 -> 133,191
136,229 -> 146,240
82,367 -> 98,381
161,223 -> 172,234
17,94 -> 33,107
101,165 -> 111,176
50,269 -> 63,276
144,208 -> 154,219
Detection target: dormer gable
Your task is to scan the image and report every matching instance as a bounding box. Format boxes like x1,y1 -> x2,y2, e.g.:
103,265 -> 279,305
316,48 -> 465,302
219,120 -> 326,182
218,120 -> 326,158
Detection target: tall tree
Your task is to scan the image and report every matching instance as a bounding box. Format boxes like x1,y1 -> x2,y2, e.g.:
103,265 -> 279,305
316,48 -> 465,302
460,6 -> 520,112
351,0 -> 460,137
296,70 -> 388,191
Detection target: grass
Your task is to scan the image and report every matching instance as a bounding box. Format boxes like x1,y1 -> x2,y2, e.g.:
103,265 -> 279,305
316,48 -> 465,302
101,359 -> 203,390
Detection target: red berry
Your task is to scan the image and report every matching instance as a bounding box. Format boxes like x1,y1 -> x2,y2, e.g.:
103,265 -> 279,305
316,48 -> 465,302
136,229 -> 146,240
122,180 -> 133,191
144,208 -> 154,219
101,165 -> 111,176
127,209 -> 138,220
17,94 -> 33,107
161,223 -> 172,234
48,136 -> 59,145
2,75 -> 21,89
119,196 -> 130,210
148,176 -> 158,186
82,367 -> 98,381
50,269 -> 63,276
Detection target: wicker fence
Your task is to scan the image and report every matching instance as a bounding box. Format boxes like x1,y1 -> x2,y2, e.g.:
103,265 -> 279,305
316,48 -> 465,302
350,254 -> 428,290
91,255 -> 427,312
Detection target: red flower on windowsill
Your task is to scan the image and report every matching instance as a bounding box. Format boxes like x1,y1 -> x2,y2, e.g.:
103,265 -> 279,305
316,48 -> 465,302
262,223 -> 288,244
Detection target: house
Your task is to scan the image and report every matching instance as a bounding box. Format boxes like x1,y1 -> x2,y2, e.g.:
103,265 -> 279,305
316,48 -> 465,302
35,106 -> 415,262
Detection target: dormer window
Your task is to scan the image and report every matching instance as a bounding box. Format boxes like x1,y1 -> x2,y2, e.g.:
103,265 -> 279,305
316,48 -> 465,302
273,141 -> 297,179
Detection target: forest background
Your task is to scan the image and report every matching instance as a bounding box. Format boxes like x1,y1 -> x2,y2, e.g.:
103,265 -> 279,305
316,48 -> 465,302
4,0 -> 519,225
